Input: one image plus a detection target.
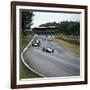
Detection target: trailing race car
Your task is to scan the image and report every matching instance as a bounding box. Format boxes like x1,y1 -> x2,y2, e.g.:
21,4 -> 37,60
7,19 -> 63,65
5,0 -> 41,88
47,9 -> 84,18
47,35 -> 53,41
42,47 -> 54,53
42,37 -> 46,40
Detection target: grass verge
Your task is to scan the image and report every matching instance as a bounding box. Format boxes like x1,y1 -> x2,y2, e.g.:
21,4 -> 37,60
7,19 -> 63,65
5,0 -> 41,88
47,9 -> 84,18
20,35 -> 42,79
21,35 -> 32,50
20,59 -> 42,78
57,36 -> 80,45
55,37 -> 80,55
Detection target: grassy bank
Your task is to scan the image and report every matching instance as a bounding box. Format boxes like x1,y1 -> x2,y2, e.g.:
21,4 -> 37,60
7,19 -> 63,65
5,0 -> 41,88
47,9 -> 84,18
20,35 -> 42,79
57,36 -> 80,45
55,36 -> 80,55
21,35 -> 32,50
20,59 -> 42,78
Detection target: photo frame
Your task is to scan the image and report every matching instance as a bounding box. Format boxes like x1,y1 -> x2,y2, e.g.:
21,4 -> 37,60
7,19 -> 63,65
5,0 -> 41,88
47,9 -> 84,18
11,1 -> 88,89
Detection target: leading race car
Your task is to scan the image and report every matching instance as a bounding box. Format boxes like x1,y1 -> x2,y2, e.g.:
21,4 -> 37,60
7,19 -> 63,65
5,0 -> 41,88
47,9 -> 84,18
42,47 -> 54,53
32,42 -> 40,47
32,39 -> 40,47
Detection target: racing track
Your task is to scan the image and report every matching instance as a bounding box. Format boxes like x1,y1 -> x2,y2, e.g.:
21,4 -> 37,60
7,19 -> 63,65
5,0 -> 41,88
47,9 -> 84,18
23,36 -> 80,77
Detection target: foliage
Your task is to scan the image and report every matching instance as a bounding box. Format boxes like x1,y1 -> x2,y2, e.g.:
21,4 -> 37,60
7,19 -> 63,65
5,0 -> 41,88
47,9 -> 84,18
39,21 -> 80,36
39,21 -> 57,27
21,11 -> 34,36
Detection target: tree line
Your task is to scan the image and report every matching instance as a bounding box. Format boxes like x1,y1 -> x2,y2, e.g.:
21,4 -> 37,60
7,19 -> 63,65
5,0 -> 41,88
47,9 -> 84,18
21,11 -> 80,36
21,11 -> 34,36
39,21 -> 80,36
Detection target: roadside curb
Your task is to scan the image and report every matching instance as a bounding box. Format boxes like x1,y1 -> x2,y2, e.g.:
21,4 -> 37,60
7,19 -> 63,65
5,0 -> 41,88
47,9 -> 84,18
21,36 -> 46,78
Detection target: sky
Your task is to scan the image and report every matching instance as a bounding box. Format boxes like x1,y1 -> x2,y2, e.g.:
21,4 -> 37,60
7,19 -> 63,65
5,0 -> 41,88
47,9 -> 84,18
31,11 -> 80,28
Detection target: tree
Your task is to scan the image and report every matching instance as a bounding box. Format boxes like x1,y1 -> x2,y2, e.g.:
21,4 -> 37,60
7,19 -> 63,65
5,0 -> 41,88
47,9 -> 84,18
69,22 -> 80,36
39,21 -> 80,36
21,11 -> 34,36
39,22 -> 57,27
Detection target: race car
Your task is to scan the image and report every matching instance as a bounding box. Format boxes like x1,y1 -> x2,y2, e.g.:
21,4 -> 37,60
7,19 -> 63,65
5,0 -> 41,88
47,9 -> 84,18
32,40 -> 40,47
42,47 -> 54,53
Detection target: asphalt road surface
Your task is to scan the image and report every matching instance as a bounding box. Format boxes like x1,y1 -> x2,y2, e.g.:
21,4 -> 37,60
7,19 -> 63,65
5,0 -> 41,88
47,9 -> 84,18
23,36 -> 80,77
